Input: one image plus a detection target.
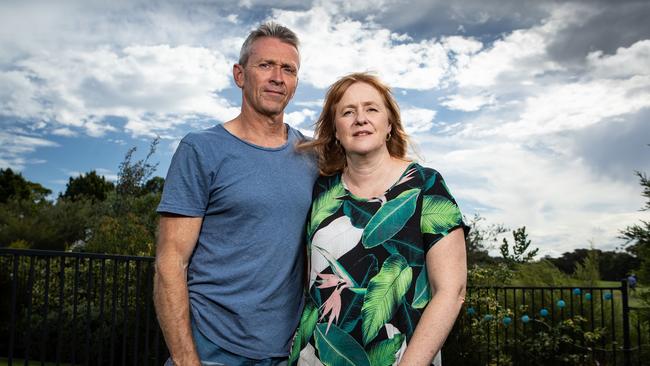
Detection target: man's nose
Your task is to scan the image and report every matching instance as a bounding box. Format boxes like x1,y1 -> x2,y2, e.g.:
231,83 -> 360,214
270,66 -> 285,85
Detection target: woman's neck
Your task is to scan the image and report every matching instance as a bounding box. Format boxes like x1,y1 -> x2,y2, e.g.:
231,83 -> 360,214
343,152 -> 410,199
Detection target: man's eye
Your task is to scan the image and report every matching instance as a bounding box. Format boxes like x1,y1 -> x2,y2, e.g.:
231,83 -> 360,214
259,63 -> 271,69
283,67 -> 297,75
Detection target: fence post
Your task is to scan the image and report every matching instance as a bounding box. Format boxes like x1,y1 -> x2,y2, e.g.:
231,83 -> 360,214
621,279 -> 631,366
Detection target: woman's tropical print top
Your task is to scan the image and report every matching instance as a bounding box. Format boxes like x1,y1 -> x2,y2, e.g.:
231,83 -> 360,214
290,163 -> 466,366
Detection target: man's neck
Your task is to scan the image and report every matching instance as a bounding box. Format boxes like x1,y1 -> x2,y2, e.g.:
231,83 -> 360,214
223,112 -> 287,148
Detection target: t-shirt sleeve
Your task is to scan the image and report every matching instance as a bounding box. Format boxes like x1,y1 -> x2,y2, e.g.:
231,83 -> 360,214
420,170 -> 469,252
156,140 -> 211,217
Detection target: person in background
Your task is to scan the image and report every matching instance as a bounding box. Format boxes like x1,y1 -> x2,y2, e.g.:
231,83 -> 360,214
154,22 -> 318,366
290,72 -> 468,366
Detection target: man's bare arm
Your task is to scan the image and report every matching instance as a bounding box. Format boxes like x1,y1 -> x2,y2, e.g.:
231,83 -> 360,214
154,214 -> 203,366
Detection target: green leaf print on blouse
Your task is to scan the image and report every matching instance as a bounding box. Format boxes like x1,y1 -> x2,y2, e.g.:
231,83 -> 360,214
314,323 -> 371,366
309,181 -> 346,237
343,199 -> 374,228
412,265 -> 431,309
367,333 -> 405,366
340,254 -> 379,332
420,195 -> 462,235
362,188 -> 420,248
361,254 -> 413,345
382,238 -> 424,267
288,299 -> 319,364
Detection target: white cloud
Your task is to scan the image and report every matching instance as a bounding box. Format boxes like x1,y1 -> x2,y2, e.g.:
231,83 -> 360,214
3,45 -> 239,138
401,107 -> 436,133
440,93 -> 495,112
414,135 -> 645,256
0,131 -> 59,170
272,6 -> 479,90
285,108 -> 317,128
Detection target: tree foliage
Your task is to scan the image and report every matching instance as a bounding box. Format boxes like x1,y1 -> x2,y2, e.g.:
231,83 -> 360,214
61,170 -> 114,201
0,168 -> 51,203
621,170 -> 650,281
465,213 -> 507,265
500,226 -> 539,265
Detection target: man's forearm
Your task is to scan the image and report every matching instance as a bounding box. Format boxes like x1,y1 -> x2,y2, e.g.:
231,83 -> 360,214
154,260 -> 201,366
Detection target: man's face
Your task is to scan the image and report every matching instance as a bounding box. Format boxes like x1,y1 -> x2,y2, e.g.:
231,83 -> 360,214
234,37 -> 300,118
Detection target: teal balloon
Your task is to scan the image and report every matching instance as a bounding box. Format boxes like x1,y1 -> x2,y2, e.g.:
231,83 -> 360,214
604,293 -> 613,300
573,288 -> 581,296
466,307 -> 476,316
521,315 -> 530,323
585,293 -> 592,300
556,300 -> 566,308
502,316 -> 512,326
539,308 -> 549,317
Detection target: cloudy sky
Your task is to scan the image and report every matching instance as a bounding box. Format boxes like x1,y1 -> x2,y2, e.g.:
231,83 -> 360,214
1,0 -> 649,256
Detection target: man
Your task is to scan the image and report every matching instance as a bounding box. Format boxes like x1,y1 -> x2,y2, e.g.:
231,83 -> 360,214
154,22 -> 317,365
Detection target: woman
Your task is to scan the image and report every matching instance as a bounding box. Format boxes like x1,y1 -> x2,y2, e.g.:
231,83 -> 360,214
290,73 -> 467,366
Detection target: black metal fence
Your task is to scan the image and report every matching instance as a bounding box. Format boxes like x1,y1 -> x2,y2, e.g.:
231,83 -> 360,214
443,285 -> 649,365
1,248 -> 648,365
0,248 -> 168,366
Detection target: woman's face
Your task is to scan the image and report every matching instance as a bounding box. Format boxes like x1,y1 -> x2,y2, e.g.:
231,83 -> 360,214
334,82 -> 392,158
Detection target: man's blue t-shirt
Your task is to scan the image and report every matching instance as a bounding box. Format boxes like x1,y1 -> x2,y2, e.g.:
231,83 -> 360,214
157,124 -> 318,359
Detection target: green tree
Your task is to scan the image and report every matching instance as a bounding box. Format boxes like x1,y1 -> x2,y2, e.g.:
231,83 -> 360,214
465,213 -> 507,265
84,138 -> 161,256
143,176 -> 165,195
0,168 -> 51,203
500,226 -> 539,265
60,170 -> 114,201
573,242 -> 600,286
621,170 -> 650,281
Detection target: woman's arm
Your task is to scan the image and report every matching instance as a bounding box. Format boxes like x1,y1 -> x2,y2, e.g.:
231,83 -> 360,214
398,227 -> 467,365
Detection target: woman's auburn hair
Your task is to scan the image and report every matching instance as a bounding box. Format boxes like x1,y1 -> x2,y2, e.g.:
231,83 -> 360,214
297,72 -> 409,176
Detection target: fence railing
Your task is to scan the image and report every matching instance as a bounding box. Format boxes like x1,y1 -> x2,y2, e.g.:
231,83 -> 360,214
0,248 -> 167,366
1,248 -> 648,365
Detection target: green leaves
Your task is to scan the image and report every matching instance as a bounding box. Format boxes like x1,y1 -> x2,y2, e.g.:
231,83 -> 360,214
340,254 -> 378,332
367,334 -> 405,366
343,199 -> 374,228
361,254 -> 412,345
288,300 -> 319,363
309,181 -> 346,237
412,266 -> 431,309
420,195 -> 461,235
314,323 -> 371,366
362,189 -> 420,248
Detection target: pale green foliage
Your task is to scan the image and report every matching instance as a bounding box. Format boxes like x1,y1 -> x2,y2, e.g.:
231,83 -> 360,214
510,260 -> 573,287
500,226 -> 539,265
573,244 -> 600,286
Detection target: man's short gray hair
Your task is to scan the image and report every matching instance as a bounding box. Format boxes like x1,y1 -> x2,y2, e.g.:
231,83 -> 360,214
238,22 -> 300,67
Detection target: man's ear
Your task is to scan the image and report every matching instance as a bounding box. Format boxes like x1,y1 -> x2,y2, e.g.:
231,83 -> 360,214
233,64 -> 245,88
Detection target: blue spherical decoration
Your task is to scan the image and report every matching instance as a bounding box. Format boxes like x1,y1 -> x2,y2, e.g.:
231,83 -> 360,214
585,293 -> 592,301
573,288 -> 581,296
466,307 -> 476,316
540,308 -> 549,317
521,315 -> 530,323
557,300 -> 566,308
502,316 -> 512,326
484,314 -> 494,321
604,293 -> 613,300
